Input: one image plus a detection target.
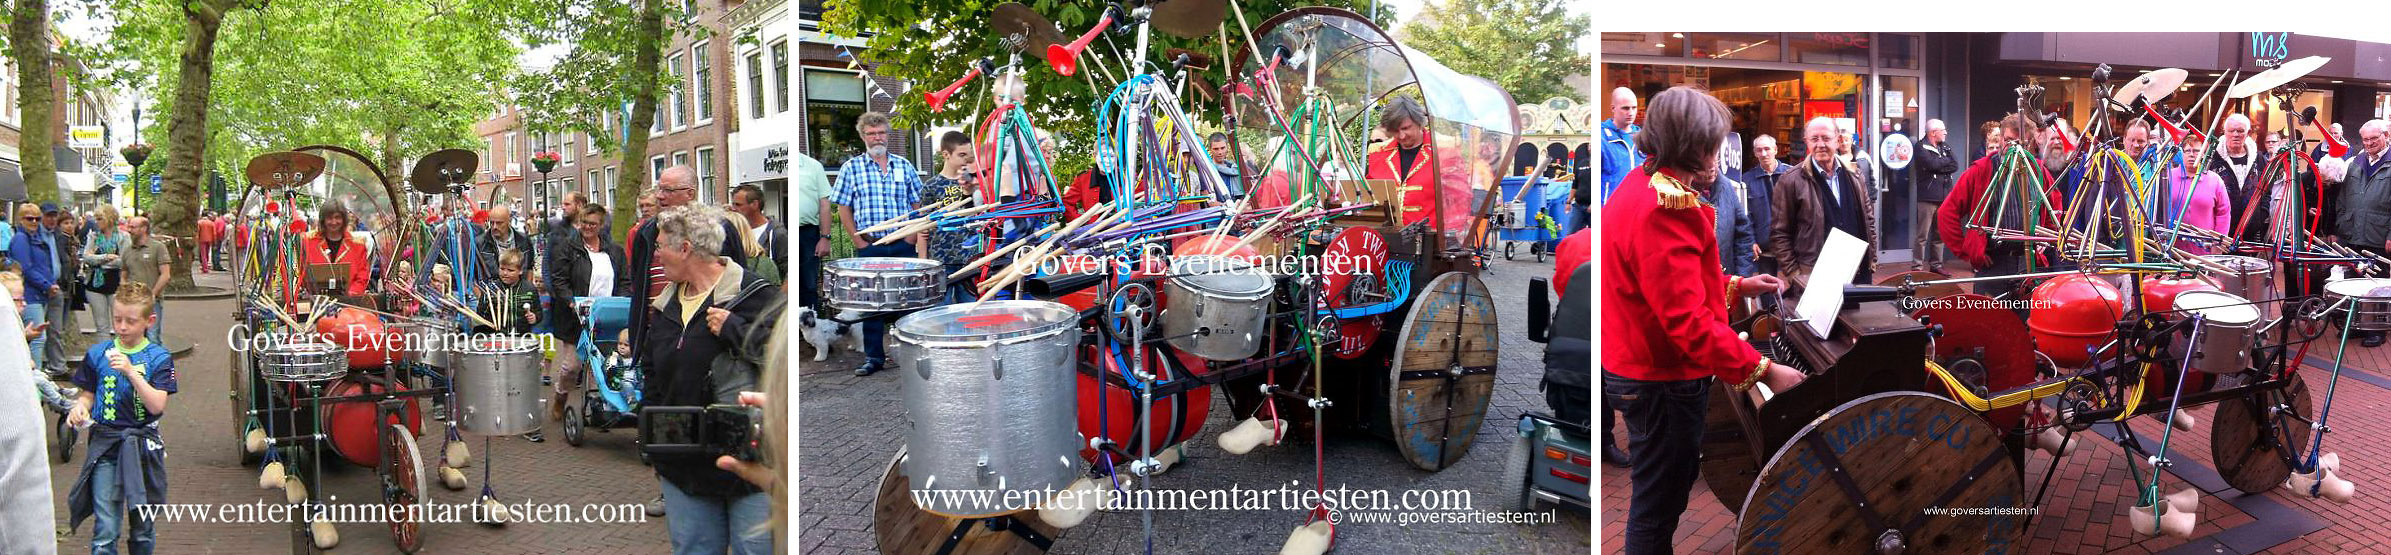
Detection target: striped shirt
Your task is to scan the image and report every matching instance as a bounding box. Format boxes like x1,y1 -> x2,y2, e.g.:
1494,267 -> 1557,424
831,153 -> 925,238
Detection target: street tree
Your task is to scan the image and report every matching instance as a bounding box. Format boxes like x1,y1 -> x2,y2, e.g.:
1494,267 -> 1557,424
511,0 -> 687,233
1398,0 -> 1585,105
8,0 -> 58,203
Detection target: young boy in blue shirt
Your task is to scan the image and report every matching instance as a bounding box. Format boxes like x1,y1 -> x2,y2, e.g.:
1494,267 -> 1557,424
64,280 -> 175,555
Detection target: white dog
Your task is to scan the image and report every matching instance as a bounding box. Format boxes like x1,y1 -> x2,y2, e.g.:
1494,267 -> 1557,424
799,307 -> 859,361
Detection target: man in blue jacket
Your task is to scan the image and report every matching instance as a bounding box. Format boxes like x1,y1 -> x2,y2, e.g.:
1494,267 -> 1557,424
1600,87 -> 1641,204
9,203 -> 59,377
1742,135 -> 1793,274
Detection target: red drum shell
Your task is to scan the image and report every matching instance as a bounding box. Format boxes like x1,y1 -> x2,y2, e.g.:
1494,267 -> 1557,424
2140,276 -> 2221,315
315,308 -> 392,370
2029,274 -> 2126,368
322,376 -> 423,467
1075,344 -> 1211,464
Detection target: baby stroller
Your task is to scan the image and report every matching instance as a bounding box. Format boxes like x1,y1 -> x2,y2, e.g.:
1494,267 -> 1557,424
560,296 -> 643,447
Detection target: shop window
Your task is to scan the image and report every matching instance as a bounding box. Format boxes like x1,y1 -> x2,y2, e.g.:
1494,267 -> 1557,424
1688,33 -> 1778,62
1877,34 -> 1918,70
1788,33 -> 1870,66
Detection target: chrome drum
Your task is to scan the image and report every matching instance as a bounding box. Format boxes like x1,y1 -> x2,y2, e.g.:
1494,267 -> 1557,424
824,257 -> 944,312
260,339 -> 346,383
2175,291 -> 2260,374
447,335 -> 545,436
2325,278 -> 2391,331
1161,256 -> 1274,361
892,300 -> 1080,517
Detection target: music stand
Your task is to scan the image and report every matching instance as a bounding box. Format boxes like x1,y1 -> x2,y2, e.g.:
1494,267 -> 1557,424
305,263 -> 351,295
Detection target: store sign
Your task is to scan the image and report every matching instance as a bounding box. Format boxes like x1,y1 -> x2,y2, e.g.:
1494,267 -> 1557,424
2251,32 -> 2290,67
1880,133 -> 1913,171
735,143 -> 789,183
67,126 -> 103,149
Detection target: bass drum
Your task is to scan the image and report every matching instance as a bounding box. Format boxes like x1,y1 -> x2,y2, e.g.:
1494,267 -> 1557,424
1075,343 -> 1211,465
322,375 -> 424,468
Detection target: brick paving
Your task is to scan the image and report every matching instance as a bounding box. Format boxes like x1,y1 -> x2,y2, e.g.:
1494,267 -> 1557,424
798,255 -> 1593,554
42,273 -> 673,554
1600,262 -> 2391,554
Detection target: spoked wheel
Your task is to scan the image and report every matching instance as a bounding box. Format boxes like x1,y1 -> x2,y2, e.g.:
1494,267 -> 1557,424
1313,226 -> 1388,360
563,404 -> 587,447
2213,373 -> 2314,493
1502,242 -> 1515,260
383,422 -> 428,553
1104,283 -> 1157,339
872,447 -> 1059,554
1736,392 -> 2026,553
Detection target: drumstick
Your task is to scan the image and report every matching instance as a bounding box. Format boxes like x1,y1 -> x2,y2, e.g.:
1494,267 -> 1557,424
858,199 -> 966,234
872,220 -> 942,246
1227,195 -> 1312,253
948,207 -> 1094,279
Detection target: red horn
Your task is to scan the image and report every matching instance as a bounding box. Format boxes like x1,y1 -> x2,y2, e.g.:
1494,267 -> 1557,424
1047,10 -> 1115,76
2317,118 -> 2350,158
2143,103 -> 2187,144
925,59 -> 992,114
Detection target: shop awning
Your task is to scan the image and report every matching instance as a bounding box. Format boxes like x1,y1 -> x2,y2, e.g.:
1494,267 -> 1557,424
57,171 -> 97,193
0,160 -> 22,201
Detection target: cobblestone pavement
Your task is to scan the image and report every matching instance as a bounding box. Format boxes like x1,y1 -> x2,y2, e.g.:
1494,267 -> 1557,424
43,273 -> 673,554
1602,262 -> 2391,554
799,254 -> 1593,554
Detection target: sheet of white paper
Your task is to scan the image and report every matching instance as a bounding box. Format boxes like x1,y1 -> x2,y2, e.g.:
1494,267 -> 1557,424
1795,229 -> 1869,337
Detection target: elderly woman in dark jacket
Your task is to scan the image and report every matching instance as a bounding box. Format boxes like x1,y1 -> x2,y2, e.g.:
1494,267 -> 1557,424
642,203 -> 781,554
544,203 -> 632,420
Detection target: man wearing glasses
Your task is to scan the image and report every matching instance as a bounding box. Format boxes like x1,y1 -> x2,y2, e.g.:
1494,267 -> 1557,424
624,164 -> 745,374
8,203 -> 61,377
829,111 -> 925,376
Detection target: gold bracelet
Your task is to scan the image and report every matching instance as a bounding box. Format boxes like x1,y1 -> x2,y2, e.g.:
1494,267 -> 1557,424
1732,357 -> 1771,393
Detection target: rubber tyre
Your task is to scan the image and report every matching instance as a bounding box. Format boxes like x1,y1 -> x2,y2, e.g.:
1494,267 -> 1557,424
1495,420 -> 1535,514
563,405 -> 586,447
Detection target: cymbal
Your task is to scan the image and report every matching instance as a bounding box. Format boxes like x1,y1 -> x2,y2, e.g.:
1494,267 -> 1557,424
244,152 -> 327,189
1148,0 -> 1226,39
2112,68 -> 2188,105
409,148 -> 479,194
991,2 -> 1066,60
2227,56 -> 2330,99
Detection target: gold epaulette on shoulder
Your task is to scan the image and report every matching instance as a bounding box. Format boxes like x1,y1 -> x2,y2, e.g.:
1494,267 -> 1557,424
1369,141 -> 1394,154
1651,172 -> 1699,210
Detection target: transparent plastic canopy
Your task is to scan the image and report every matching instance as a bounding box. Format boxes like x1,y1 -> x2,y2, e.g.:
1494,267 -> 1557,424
1230,7 -> 1521,235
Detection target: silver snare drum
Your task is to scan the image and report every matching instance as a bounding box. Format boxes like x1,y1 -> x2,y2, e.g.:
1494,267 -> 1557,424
261,339 -> 347,383
825,257 -> 944,312
893,300 -> 1081,518
1162,256 -> 1275,361
2175,291 -> 2260,374
392,317 -> 457,367
2325,277 -> 2391,331
447,335 -> 545,436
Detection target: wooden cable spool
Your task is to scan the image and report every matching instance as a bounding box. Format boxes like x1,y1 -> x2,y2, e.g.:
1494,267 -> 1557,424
2211,373 -> 2314,493
1734,392 -> 2027,553
1381,271 -> 1499,471
873,447 -> 1059,554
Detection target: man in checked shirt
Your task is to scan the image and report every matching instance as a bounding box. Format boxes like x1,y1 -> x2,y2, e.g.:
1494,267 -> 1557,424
832,111 -> 927,376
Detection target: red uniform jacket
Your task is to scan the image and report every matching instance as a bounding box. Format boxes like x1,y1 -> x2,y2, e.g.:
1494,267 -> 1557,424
1552,229 -> 1590,293
1600,167 -> 1763,384
300,229 -> 372,295
1366,142 -> 1474,231
1937,155 -> 2061,270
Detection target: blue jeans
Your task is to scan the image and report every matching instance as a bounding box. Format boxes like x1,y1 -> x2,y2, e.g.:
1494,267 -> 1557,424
658,477 -> 772,555
26,300 -> 46,370
852,241 -> 916,365
147,301 -> 164,345
1604,371 -> 1710,555
91,456 -> 158,555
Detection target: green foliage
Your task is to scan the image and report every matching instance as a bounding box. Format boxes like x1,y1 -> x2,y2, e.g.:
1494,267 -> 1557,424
511,0 -> 690,232
72,0 -> 524,191
818,0 -> 1390,178
1398,0 -> 1586,106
